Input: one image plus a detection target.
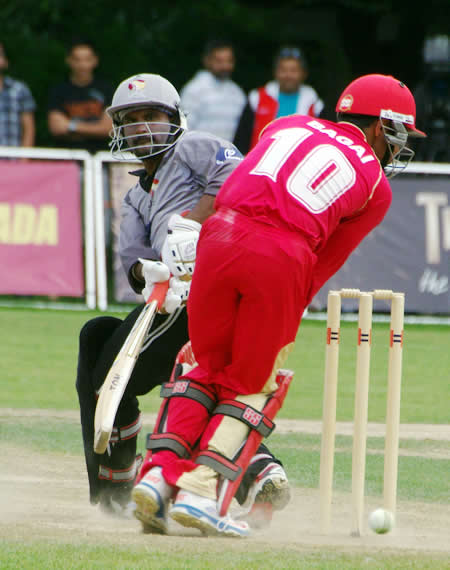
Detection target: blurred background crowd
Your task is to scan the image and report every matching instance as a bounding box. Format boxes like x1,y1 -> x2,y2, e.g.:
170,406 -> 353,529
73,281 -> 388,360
1,1 -> 449,161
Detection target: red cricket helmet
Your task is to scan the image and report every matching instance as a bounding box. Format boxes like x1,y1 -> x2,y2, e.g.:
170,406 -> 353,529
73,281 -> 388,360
336,74 -> 426,138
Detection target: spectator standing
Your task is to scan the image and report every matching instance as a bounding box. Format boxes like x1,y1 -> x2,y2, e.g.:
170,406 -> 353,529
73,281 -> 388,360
234,46 -> 324,154
0,41 -> 36,147
47,38 -> 113,153
180,40 -> 246,141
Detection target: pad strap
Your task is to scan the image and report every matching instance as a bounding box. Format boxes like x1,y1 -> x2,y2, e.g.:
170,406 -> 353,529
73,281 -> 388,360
109,414 -> 142,444
98,454 -> 143,483
160,379 -> 216,413
213,400 -> 275,438
146,432 -> 193,459
196,450 -> 242,481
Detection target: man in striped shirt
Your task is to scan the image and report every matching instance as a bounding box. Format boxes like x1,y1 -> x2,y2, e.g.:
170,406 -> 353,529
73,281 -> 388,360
0,42 -> 36,147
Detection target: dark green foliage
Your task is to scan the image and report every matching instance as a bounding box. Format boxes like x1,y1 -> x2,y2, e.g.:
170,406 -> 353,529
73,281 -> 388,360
1,1 -> 447,146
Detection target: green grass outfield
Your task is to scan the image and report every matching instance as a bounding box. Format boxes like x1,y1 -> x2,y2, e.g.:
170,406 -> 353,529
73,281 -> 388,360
1,542 -> 449,570
1,307 -> 448,423
1,307 -> 449,569
2,418 -> 449,504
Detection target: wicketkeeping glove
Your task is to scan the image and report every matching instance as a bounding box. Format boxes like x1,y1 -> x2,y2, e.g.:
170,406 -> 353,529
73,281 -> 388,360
161,214 -> 201,280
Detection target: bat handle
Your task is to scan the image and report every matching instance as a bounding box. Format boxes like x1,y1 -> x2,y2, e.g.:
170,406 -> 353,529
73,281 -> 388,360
146,280 -> 170,310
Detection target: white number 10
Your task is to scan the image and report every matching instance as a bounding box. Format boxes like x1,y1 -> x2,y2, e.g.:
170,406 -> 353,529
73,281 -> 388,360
250,127 -> 356,213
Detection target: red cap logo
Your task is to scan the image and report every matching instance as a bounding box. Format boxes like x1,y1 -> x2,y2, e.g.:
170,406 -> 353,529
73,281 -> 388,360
339,94 -> 353,111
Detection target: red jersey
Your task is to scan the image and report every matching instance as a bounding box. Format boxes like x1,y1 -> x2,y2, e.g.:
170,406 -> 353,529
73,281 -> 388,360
216,115 -> 392,297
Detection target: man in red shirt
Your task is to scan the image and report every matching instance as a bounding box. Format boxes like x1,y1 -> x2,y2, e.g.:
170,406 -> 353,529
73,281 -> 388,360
234,46 -> 324,154
133,74 -> 426,537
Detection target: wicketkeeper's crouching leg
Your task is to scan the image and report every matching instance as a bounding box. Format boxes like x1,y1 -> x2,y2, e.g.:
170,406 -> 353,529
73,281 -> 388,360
133,343 -> 292,537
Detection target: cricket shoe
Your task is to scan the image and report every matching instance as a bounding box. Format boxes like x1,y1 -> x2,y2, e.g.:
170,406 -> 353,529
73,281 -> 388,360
131,466 -> 173,535
170,490 -> 250,538
238,462 -> 291,529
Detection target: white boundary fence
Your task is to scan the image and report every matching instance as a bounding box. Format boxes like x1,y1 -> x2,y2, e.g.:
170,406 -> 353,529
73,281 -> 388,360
405,162 -> 450,175
93,151 -> 109,311
92,151 -> 136,311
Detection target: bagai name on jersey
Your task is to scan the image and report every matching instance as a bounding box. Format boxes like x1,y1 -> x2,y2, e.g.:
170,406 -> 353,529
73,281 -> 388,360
307,120 -> 376,164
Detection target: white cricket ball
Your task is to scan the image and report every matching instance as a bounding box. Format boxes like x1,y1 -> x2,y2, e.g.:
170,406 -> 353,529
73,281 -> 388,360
368,508 -> 395,534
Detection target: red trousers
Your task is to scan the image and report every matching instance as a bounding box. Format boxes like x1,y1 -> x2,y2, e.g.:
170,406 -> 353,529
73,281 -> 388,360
186,208 -> 315,394
146,209 -> 315,489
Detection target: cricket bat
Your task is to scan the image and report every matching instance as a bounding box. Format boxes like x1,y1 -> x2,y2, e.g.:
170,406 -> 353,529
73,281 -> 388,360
93,281 -> 169,454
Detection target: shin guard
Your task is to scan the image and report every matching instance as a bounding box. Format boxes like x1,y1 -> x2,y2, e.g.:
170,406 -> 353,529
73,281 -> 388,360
215,369 -> 294,516
137,342 -> 216,482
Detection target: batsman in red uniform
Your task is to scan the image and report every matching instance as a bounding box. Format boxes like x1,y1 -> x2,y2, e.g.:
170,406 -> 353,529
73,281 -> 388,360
133,74 -> 426,537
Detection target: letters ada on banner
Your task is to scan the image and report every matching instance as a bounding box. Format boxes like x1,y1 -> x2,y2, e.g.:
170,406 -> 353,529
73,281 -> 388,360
313,174 -> 449,315
0,160 -> 84,296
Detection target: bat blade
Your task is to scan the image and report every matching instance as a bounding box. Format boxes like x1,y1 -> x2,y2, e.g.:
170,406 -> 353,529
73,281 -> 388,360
93,281 -> 168,454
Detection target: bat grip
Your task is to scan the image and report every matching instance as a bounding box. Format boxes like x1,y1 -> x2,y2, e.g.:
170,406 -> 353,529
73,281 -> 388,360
146,280 -> 169,310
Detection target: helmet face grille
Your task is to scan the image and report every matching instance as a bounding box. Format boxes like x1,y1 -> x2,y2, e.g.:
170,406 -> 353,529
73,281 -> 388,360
381,120 -> 415,178
109,120 -> 185,161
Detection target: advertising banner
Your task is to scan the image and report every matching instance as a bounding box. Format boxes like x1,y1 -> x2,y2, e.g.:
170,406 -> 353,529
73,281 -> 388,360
109,165 -> 449,314
0,160 -> 84,296
313,174 -> 450,314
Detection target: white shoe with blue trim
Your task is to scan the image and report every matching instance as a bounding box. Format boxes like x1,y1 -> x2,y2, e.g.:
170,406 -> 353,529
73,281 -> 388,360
170,489 -> 250,537
132,466 -> 173,534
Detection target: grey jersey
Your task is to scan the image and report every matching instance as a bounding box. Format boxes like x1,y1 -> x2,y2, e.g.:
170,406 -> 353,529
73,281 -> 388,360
119,130 -> 243,292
